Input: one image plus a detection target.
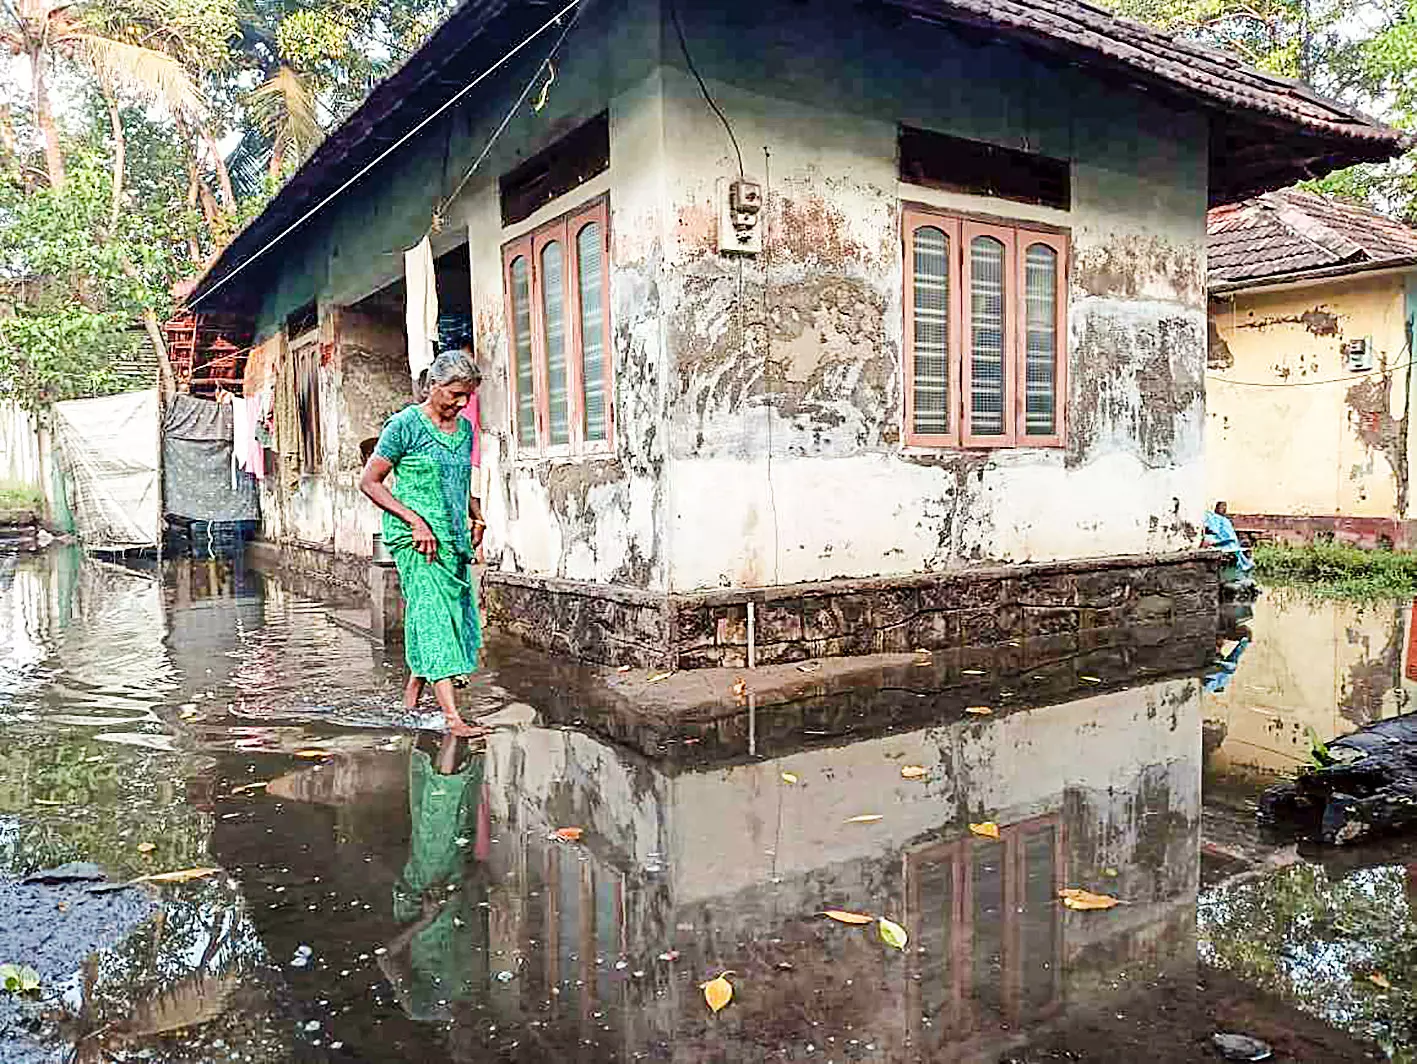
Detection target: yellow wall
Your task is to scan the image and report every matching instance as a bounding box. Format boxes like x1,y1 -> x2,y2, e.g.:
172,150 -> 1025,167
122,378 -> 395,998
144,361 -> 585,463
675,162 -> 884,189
1207,272 -> 1411,519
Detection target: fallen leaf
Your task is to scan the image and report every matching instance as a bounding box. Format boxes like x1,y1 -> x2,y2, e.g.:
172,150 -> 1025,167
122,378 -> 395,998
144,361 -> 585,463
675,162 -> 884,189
962,668 -> 986,676
132,867 -> 223,885
845,814 -> 884,824
553,827 -> 584,842
0,964 -> 41,993
900,765 -> 929,780
701,973 -> 733,1013
781,772 -> 799,785
1103,866 -> 1118,877
965,706 -> 993,716
819,910 -> 874,925
230,781 -> 269,794
969,821 -> 1001,839
731,680 -> 748,698
878,917 -> 909,950
647,672 -> 672,684
797,662 -> 821,673
292,749 -> 330,759
31,799 -> 65,806
657,950 -> 680,962
137,842 -> 156,854
1080,675 -> 1103,685
1059,888 -> 1120,911
616,665 -> 632,673
1370,972 -> 1392,989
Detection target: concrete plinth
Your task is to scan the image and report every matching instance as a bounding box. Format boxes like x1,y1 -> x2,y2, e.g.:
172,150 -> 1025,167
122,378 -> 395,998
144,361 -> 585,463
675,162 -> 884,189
369,563 -> 403,642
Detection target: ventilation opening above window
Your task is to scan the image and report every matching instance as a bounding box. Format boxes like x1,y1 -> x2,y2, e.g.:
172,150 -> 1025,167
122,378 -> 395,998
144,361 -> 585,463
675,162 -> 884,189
500,113 -> 610,227
286,301 -> 318,338
899,126 -> 1070,211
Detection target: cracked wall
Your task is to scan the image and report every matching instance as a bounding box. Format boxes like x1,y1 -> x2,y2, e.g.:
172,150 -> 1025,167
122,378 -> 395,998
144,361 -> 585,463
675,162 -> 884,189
1208,271 -> 1413,522
661,0 -> 1208,591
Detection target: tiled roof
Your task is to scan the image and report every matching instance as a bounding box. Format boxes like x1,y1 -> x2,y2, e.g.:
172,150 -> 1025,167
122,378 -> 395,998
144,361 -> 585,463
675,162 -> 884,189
189,0 -> 1406,312
1208,188 -> 1417,287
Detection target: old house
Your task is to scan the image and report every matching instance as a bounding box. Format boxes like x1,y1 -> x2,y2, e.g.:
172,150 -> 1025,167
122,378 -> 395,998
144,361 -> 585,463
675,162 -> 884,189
186,0 -> 1400,667
1208,190 -> 1417,547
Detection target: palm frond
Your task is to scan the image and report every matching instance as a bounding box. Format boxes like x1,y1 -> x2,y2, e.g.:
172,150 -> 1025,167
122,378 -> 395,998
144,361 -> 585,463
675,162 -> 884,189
247,65 -> 320,155
69,32 -> 205,118
225,123 -> 272,198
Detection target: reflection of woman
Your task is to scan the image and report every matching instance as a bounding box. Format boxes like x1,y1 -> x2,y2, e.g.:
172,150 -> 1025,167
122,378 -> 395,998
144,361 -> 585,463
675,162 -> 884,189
359,351 -> 487,736
379,734 -> 487,1021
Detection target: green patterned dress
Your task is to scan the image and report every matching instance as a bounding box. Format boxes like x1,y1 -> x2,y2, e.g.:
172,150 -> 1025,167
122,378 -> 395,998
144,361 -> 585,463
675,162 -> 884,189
373,405 -> 482,681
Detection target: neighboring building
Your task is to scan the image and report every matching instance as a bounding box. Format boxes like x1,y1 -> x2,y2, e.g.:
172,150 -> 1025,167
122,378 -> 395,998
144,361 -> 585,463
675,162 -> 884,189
1208,190 -> 1417,547
186,0 -> 1400,667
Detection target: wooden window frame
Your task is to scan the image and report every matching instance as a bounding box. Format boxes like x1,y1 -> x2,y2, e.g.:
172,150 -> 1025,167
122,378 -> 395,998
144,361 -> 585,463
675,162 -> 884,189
502,196 -> 614,459
903,205 -> 1068,450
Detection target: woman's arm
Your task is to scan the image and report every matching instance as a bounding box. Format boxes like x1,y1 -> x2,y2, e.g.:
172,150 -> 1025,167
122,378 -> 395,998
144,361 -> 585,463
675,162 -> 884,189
360,454 -> 438,558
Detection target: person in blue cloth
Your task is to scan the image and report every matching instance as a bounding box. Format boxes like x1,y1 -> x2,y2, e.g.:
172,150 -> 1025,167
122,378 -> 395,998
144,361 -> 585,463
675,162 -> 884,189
1204,500 -> 1254,573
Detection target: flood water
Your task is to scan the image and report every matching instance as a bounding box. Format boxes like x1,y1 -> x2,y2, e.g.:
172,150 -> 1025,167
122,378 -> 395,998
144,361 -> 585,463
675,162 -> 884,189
2,548 -> 1416,1062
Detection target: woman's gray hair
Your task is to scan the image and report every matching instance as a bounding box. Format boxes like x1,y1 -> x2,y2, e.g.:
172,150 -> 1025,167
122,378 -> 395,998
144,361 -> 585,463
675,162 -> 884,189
427,349 -> 482,388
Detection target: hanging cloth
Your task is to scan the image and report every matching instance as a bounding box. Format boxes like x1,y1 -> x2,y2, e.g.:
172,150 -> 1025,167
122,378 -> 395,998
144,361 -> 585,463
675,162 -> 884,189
404,236 -> 439,386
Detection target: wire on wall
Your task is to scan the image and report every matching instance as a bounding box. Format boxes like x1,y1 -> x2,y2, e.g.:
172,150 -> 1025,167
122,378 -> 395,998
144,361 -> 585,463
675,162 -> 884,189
668,0 -> 744,178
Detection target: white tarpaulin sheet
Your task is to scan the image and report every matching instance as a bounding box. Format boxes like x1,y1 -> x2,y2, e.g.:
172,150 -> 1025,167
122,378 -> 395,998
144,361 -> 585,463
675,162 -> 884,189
52,389 -> 160,549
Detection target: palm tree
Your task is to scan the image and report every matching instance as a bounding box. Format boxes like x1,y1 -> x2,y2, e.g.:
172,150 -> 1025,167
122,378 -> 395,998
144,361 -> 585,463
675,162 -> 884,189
246,63 -> 320,179
0,0 -> 205,189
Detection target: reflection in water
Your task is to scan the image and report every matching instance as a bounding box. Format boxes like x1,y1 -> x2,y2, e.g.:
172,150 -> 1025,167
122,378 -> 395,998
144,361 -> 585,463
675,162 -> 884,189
1205,590 -> 1416,777
0,549 -> 1395,1061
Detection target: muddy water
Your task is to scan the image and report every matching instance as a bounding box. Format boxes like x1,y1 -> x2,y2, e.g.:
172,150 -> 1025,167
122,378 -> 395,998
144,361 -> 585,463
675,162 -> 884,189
0,549 -> 1412,1062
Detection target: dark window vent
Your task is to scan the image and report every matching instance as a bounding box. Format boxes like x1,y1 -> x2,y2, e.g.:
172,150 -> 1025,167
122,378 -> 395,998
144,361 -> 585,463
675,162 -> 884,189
899,126 -> 1070,211
500,113 -> 610,227
286,301 -> 318,338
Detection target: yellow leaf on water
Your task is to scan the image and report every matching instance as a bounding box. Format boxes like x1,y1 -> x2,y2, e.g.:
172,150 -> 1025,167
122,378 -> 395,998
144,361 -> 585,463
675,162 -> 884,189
137,842 -> 156,854
969,822 -> 1001,839
132,867 -> 222,885
292,749 -> 330,759
962,668 -> 986,676
900,765 -> 929,780
553,827 -> 584,842
1059,888 -> 1120,911
1080,675 -> 1103,685
701,974 -> 733,1013
647,672 -> 672,684
878,917 -> 909,950
819,910 -> 874,925
845,814 -> 883,824
1370,972 -> 1392,989
616,665 -> 632,673
230,781 -> 269,794
781,772 -> 799,785
797,661 -> 822,673
965,706 -> 993,716
731,680 -> 748,698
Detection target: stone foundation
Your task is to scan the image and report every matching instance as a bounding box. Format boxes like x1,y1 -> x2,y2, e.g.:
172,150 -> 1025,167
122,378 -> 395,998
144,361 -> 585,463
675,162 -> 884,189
1231,513 -> 1417,550
246,539 -> 371,603
483,550 -> 1222,670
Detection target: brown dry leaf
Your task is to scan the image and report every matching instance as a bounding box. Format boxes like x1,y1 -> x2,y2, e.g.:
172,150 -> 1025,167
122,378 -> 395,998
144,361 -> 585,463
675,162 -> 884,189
132,867 -> 223,885
701,973 -> 734,1013
969,821 -> 1001,839
845,814 -> 884,824
900,765 -> 929,780
819,910 -> 874,925
1370,972 -> 1392,989
731,679 -> 748,698
292,749 -> 330,759
1059,888 -> 1121,911
230,781 -> 269,794
965,706 -> 993,716
647,672 -> 672,684
136,842 -> 156,854
780,772 -> 799,785
553,827 -> 584,842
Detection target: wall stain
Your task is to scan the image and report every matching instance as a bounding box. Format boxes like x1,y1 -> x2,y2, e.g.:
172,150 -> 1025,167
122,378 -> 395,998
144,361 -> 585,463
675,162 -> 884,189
1346,372 -> 1408,514
1236,307 -> 1341,336
1340,606 -> 1409,726
1073,234 -> 1204,304
1207,319 -> 1234,370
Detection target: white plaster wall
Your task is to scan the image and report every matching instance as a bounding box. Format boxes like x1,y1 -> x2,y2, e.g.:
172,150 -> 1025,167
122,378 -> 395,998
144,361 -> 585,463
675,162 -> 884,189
0,400 -> 43,492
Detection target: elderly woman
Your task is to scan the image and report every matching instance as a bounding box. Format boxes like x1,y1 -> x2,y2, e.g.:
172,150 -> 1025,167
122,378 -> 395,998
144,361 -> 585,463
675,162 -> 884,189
360,350 -> 487,736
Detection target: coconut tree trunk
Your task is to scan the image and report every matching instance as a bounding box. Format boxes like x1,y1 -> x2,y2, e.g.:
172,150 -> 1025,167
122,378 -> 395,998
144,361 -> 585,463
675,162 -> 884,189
30,47 -> 65,187
101,82 -> 125,232
198,123 -> 235,213
185,172 -> 202,261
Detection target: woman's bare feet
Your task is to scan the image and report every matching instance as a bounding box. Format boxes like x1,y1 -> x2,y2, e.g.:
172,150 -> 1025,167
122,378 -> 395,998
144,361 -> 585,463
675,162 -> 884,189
442,708 -> 492,738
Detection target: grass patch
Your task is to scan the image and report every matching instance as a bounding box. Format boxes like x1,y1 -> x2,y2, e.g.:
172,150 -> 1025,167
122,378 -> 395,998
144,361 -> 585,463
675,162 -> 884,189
0,482 -> 43,521
1253,542 -> 1417,599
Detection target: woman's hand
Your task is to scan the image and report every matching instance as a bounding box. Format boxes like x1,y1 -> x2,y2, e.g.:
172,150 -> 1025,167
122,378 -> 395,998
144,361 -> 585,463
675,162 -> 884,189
410,517 -> 438,558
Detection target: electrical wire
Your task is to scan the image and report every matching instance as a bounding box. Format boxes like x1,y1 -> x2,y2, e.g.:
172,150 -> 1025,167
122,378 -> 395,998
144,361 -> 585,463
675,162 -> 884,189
192,0 -> 586,308
668,0 -> 744,177
1207,353 -> 1416,388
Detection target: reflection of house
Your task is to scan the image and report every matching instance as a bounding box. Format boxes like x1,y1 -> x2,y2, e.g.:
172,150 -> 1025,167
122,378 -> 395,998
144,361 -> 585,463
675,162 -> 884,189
185,0 -> 1397,664
1208,191 -> 1417,547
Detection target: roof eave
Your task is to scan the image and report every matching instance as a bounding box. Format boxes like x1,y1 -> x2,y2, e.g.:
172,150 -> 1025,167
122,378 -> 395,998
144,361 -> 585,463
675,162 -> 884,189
1209,254 -> 1417,296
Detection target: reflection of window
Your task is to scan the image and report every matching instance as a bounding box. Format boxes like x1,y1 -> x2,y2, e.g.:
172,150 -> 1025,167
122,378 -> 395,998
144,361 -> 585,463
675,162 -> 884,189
905,815 -> 1063,1046
502,198 -> 613,456
903,208 -> 1067,448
